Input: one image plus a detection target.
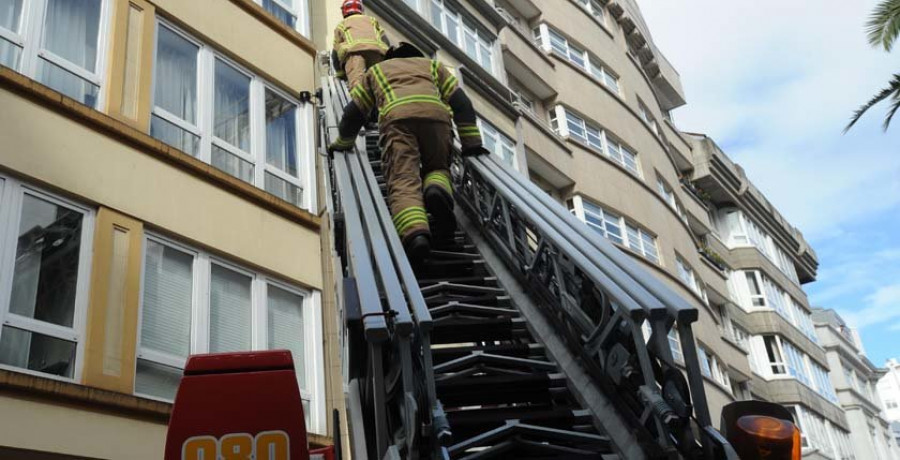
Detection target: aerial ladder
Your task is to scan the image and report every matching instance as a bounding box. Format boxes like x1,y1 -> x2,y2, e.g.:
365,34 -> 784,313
159,66 -> 804,460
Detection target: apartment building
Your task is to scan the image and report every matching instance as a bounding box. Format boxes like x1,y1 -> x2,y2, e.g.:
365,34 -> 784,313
813,309 -> 900,459
879,359 -> 900,448
818,310 -> 900,459
0,0 -> 339,457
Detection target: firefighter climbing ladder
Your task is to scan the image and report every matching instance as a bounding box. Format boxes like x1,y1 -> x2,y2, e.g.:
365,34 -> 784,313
320,73 -> 739,459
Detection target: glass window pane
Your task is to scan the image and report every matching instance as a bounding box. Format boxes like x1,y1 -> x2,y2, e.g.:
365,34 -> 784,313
154,26 -> 199,124
626,225 -> 641,251
10,194 -> 83,328
479,41 -> 492,70
214,60 -> 251,151
140,240 -> 193,357
209,264 -> 252,353
263,0 -> 296,29
0,326 -> 76,378
212,146 -> 254,183
0,0 -> 22,32
265,89 -> 298,177
0,37 -> 21,70
42,0 -> 101,72
265,173 -> 302,207
151,115 -> 200,157
37,58 -> 99,106
135,359 -> 181,400
445,14 -> 459,43
267,285 -> 305,388
430,0 -> 443,29
464,27 -> 477,59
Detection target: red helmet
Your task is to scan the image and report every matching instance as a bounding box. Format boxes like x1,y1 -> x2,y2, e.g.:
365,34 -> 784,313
341,0 -> 363,17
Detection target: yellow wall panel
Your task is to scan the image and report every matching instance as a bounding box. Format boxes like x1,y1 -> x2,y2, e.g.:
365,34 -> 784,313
83,207 -> 144,393
106,0 -> 155,130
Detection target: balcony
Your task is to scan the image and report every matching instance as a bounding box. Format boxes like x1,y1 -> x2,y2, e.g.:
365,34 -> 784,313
727,247 -> 807,304
662,119 -> 693,172
689,134 -> 819,283
764,379 -> 850,431
742,311 -> 826,364
499,26 -> 556,100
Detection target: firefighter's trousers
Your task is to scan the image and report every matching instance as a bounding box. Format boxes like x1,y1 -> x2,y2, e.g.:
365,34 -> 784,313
381,119 -> 453,242
344,50 -> 384,91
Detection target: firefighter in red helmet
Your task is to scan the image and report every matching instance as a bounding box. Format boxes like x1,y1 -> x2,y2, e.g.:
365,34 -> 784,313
331,0 -> 391,90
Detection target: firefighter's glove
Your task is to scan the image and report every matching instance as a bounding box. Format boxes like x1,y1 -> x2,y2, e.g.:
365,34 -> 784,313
461,146 -> 490,158
328,137 -> 356,156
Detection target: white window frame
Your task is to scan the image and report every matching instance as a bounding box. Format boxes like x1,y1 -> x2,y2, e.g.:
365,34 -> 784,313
1,0 -> 112,108
575,0 -> 607,26
135,233 -> 326,433
477,117 -> 517,169
554,107 -> 641,177
0,174 -> 95,383
425,0 -> 495,75
714,208 -> 799,284
572,196 -> 661,265
150,20 -> 316,212
534,24 -> 621,96
254,0 -> 310,37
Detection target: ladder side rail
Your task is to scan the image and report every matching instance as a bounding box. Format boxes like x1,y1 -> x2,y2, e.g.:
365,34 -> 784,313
476,154 -> 716,439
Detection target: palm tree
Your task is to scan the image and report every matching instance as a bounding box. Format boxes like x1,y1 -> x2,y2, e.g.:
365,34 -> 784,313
846,0 -> 900,132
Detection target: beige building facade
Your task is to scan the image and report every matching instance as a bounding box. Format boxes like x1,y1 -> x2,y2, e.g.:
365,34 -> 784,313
814,309 -> 900,460
0,0 -> 338,458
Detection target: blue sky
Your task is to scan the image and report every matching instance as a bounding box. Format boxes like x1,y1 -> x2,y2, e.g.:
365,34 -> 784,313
640,0 -> 900,365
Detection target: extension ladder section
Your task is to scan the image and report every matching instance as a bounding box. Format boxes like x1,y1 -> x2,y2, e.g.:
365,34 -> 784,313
363,132 -> 616,459
322,74 -> 739,460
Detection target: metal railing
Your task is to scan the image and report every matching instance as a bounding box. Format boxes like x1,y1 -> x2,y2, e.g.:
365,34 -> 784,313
454,153 -> 737,458
321,76 -> 448,460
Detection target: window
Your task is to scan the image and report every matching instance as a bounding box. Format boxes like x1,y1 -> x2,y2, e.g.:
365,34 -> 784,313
257,0 -> 310,36
478,118 -> 517,168
554,107 -> 641,176
762,336 -> 787,375
150,22 -> 313,210
698,345 -> 731,390
639,101 -> 659,136
580,199 -> 624,245
656,176 -> 686,222
574,198 -> 660,264
732,270 -> 817,342
136,235 -> 323,431
626,223 -> 659,263
676,256 -> 706,302
887,400 -> 898,410
510,85 -> 536,116
790,405 -> 851,458
713,208 -> 799,284
576,0 -> 606,25
428,0 -> 494,74
782,340 -> 811,387
668,327 -> 683,363
0,175 -> 93,380
0,0 -> 109,107
535,25 -> 620,95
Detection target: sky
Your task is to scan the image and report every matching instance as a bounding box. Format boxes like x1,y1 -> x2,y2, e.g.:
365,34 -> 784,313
639,0 -> 900,366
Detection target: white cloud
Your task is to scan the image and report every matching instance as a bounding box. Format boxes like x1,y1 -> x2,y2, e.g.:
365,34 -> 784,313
841,283 -> 900,329
639,0 -> 900,240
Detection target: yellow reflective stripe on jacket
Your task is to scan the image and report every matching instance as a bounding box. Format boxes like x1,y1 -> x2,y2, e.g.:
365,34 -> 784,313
371,64 -> 396,103
440,76 -> 458,99
457,125 -> 481,138
350,84 -> 374,112
430,60 -> 440,86
424,171 -> 452,193
333,136 -> 356,148
380,95 -> 451,118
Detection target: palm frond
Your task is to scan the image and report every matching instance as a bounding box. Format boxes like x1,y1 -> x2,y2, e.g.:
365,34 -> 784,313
867,0 -> 900,51
845,74 -> 900,133
883,89 -> 900,131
